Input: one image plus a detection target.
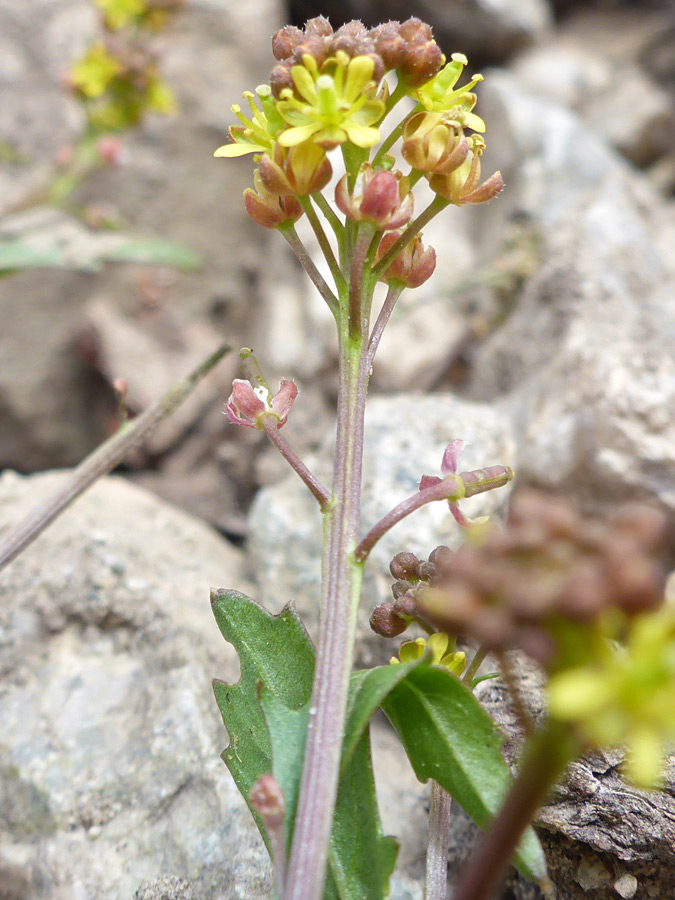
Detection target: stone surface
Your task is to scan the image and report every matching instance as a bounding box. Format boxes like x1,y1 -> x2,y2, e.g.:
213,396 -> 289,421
0,470 -> 271,900
461,72 -> 675,533
247,393 -> 516,664
0,0 -> 281,473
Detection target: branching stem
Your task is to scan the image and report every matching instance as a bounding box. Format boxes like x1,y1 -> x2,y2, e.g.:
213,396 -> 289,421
280,224 -> 339,318
261,419 -> 331,510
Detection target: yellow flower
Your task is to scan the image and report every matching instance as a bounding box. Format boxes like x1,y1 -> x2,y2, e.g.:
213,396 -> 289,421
414,53 -> 484,122
548,605 -> 675,789
94,0 -> 146,30
215,86 -> 285,159
391,632 -> 466,676
276,52 -> 385,149
70,44 -> 121,99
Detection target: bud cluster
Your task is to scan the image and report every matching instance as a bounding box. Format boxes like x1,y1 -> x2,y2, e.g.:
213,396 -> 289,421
373,492 -> 667,671
269,17 -> 444,98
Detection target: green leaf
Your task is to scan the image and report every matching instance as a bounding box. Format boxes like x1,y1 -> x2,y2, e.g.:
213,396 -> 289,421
261,687 -> 398,900
342,660 -> 420,771
211,589 -> 315,848
212,589 -> 397,900
380,661 -> 548,884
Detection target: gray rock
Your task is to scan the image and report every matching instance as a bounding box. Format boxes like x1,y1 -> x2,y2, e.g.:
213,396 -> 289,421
248,393 -> 516,664
463,72 -> 675,527
0,470 -> 270,900
361,0 -> 552,62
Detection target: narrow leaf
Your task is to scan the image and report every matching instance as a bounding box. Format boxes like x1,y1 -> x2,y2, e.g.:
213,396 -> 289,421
381,662 -> 547,883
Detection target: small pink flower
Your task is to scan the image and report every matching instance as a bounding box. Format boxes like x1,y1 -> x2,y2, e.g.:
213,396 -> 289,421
420,439 -> 486,529
225,378 -> 298,429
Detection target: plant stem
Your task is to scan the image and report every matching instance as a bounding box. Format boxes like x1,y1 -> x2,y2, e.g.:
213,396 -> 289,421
298,197 -> 346,294
424,646 -> 488,900
280,225 -> 339,318
425,780 -> 453,900
452,722 -> 575,900
371,195 -> 448,283
367,284 -> 403,367
261,419 -> 331,510
0,341 -> 231,573
354,476 -> 463,563
284,238 -> 372,900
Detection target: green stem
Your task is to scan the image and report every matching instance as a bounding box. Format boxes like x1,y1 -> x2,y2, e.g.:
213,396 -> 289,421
371,195 -> 449,282
424,645 -> 489,900
280,224 -> 339,319
311,191 -> 344,243
298,196 -> 346,295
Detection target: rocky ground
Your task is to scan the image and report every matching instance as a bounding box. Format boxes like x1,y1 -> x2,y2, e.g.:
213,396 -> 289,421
1,0 -> 674,897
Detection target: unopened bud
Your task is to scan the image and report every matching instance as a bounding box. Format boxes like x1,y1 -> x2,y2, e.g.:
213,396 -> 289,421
304,16 -> 333,38
270,61 -> 294,98
376,231 -> 436,288
398,17 -> 433,43
272,25 -> 304,60
370,602 -> 408,637
249,774 -> 285,829
389,551 -> 420,581
400,41 -> 444,88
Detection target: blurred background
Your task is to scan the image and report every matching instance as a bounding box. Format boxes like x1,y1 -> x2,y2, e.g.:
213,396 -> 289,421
1,2 -> 675,899
1,0 -> 674,543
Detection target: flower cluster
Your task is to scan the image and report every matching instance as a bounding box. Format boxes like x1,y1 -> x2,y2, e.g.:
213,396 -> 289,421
215,16 -> 502,252
68,0 -> 181,131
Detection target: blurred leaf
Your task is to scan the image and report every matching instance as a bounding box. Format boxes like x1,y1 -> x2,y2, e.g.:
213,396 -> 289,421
0,207 -> 201,276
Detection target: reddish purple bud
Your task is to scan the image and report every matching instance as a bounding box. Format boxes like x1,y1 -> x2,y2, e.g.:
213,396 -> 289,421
400,41 -> 444,88
304,15 -> 333,38
376,230 -> 436,288
370,602 -> 408,637
270,61 -> 294,98
272,25 -> 304,60
389,551 -> 420,580
335,164 -> 413,231
398,17 -> 433,43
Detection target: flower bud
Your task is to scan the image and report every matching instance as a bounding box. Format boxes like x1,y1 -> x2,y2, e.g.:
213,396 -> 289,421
371,23 -> 407,70
402,111 -> 469,174
400,41 -> 444,88
272,25 -> 304,61
259,141 -> 332,196
398,17 -> 433,43
293,37 -> 329,68
244,172 -> 303,229
392,579 -> 414,599
335,164 -> 413,230
376,231 -> 436,288
370,602 -> 408,638
304,16 -> 333,38
389,551 -> 421,580
270,61 -> 294,99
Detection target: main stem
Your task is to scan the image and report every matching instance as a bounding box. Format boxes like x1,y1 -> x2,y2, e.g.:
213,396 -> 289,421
284,326 -> 369,900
